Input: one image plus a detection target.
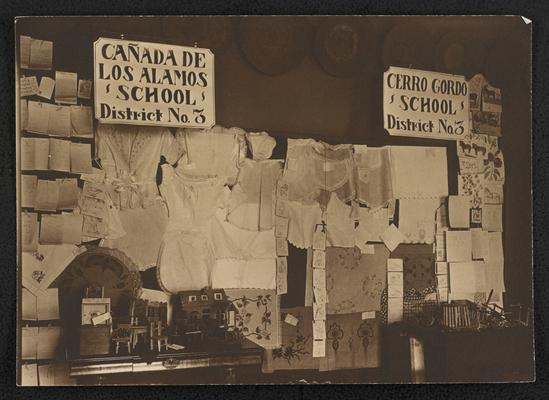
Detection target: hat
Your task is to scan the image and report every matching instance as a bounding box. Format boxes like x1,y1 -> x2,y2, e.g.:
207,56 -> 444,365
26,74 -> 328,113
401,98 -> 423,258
237,17 -> 312,76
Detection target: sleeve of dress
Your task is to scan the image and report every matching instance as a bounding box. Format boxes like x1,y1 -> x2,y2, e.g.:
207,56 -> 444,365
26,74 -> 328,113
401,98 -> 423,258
159,129 -> 184,165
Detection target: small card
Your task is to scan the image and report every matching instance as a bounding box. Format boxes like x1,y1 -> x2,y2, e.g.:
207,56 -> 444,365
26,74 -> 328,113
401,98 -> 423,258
361,311 -> 376,320
20,76 -> 39,97
274,216 -> 289,238
312,223 -> 327,251
387,297 -> 403,323
436,274 -> 449,289
312,250 -> 326,269
482,204 -> 503,232
436,262 -> 448,275
274,199 -> 289,218
276,257 -> 288,295
445,230 -> 473,262
275,237 -> 289,257
284,313 -> 299,326
313,320 -> 326,340
78,79 -> 92,99
54,71 -> 78,105
38,76 -> 55,99
387,258 -> 403,272
448,195 -> 471,228
313,300 -> 326,321
92,311 -> 112,326
29,39 -> 53,70
313,339 -> 326,358
276,180 -> 290,200
380,224 -> 406,252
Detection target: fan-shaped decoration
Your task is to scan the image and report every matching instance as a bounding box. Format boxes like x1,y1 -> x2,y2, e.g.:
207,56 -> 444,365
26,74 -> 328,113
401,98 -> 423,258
237,17 -> 312,76
56,247 -> 142,356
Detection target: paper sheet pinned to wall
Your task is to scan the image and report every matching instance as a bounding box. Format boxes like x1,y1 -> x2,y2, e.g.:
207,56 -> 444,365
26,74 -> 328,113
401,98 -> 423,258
39,214 -> 83,245
21,212 -> 39,252
448,195 -> 471,228
54,71 -> 78,104
445,230 -> 472,262
21,175 -> 38,208
29,38 -> 53,70
38,76 -> 55,100
482,204 -> 503,232
20,76 -> 39,97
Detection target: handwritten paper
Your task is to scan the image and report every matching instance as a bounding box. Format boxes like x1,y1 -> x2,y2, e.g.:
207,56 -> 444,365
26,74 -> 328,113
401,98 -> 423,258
21,212 -> 39,252
37,326 -> 62,359
362,311 -> 376,320
471,228 -> 489,260
56,178 -> 80,210
436,274 -> 448,288
20,35 -> 31,69
39,214 -> 83,244
48,138 -> 70,171
29,38 -> 53,70
78,79 -> 92,99
459,157 -> 483,175
70,142 -> 93,173
448,195 -> 471,228
70,106 -> 94,138
37,288 -> 60,320
47,105 -> 71,137
276,257 -> 288,295
21,174 -> 38,208
435,231 -> 447,261
54,71 -> 78,104
484,181 -> 504,204
21,363 -> 38,386
21,326 -> 38,359
35,180 -> 59,211
22,287 -> 37,320
449,261 -> 486,294
445,230 -> 472,262
26,101 -> 50,134
482,204 -> 503,232
20,76 -> 39,97
38,76 -> 55,99
380,223 -> 405,252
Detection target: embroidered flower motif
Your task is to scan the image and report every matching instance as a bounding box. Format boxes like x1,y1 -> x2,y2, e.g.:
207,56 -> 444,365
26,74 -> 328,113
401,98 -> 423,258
327,322 -> 344,351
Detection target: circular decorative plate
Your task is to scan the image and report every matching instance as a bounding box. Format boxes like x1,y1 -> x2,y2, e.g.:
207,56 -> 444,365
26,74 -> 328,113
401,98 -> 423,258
237,17 -> 312,76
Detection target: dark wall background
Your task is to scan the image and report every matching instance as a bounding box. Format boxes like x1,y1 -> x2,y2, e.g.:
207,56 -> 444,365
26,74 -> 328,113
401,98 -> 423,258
15,16 -> 532,310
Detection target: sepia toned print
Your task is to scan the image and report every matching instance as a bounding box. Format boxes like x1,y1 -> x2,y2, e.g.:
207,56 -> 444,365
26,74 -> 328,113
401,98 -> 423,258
16,16 -> 532,385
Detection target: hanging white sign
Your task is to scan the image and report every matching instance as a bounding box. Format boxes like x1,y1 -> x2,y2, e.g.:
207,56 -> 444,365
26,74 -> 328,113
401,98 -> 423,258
94,37 -> 215,128
383,66 -> 469,140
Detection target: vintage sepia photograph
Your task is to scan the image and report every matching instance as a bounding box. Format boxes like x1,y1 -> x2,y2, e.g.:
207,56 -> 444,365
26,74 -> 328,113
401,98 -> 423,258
15,15 -> 533,385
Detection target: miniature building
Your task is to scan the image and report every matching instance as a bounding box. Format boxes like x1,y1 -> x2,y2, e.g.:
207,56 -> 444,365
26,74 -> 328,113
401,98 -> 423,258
175,288 -> 236,339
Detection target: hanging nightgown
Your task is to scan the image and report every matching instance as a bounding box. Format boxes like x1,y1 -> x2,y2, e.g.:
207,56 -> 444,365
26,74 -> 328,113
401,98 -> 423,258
156,164 -> 226,293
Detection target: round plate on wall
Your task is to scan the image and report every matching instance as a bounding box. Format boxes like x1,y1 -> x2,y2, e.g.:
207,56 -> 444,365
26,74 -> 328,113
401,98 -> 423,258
237,17 -> 312,76
313,18 -> 374,78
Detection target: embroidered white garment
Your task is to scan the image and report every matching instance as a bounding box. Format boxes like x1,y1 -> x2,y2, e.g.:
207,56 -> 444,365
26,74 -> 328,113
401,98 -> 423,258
96,123 -> 181,209
326,193 -> 356,248
354,147 -> 393,207
157,165 -> 226,293
174,125 -> 247,186
397,198 -> 441,244
211,259 -> 276,290
286,200 -> 323,249
209,208 -> 277,289
283,138 -> 355,205
246,131 -> 277,160
227,159 -> 283,231
354,206 -> 389,247
389,146 -> 448,199
101,202 -> 168,270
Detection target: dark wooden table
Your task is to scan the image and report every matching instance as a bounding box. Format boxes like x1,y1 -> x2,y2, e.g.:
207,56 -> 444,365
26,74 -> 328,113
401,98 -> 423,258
69,338 -> 264,384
